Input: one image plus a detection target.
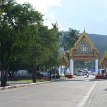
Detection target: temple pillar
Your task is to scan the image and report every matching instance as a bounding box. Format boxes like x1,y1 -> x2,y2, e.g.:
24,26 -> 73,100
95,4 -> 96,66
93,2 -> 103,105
70,59 -> 74,78
95,59 -> 98,74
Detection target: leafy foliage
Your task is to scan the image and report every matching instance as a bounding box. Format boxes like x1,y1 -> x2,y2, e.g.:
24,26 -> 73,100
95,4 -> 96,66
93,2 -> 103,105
59,28 -> 79,51
0,0 -> 60,86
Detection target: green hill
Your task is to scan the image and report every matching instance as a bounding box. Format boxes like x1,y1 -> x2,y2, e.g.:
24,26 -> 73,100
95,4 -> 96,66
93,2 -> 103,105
88,34 -> 107,58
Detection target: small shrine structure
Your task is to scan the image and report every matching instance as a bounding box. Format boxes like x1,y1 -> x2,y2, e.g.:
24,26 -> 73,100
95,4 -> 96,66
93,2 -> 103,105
99,51 -> 107,69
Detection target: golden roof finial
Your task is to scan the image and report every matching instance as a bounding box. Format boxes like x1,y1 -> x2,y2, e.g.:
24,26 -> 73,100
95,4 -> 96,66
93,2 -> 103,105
83,28 -> 86,34
84,28 -> 85,32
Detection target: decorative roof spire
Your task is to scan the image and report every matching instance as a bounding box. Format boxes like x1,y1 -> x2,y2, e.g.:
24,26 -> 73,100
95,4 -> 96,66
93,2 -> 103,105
83,28 -> 86,35
84,28 -> 86,32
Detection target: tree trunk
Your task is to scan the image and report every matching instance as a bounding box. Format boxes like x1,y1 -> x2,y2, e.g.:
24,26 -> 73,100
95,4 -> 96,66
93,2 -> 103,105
0,42 -> 10,87
1,69 -> 8,87
32,65 -> 37,83
48,69 -> 51,81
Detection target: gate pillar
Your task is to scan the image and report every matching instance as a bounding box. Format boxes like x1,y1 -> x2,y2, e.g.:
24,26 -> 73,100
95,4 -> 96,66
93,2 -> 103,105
95,59 -> 98,74
70,59 -> 74,78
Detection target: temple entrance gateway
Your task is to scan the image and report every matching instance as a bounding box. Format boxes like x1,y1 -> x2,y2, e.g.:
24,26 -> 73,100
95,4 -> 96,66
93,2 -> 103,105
69,31 -> 99,77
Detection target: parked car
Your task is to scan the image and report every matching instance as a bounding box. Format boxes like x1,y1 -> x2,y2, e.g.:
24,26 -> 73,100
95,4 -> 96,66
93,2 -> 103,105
92,72 -> 96,75
76,70 -> 84,76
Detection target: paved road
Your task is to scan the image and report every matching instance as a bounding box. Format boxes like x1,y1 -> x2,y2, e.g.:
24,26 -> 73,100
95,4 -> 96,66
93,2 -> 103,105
84,79 -> 107,107
0,75 -> 106,107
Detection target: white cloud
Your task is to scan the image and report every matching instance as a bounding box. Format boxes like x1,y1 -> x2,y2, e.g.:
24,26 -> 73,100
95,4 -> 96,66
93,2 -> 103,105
17,0 -> 62,14
17,0 -> 62,29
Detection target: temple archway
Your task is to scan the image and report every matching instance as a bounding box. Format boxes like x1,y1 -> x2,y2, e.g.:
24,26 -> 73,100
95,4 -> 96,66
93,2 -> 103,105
69,30 -> 99,77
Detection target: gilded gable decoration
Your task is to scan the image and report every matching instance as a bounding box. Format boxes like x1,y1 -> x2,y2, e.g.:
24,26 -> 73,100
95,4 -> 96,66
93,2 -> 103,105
70,30 -> 99,60
61,52 -> 69,66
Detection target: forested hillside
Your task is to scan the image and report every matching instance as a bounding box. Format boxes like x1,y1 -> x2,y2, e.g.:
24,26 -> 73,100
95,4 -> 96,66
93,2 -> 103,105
88,34 -> 107,58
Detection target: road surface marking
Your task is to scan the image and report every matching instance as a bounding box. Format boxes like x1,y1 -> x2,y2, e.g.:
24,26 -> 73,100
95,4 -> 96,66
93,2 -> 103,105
77,81 -> 97,107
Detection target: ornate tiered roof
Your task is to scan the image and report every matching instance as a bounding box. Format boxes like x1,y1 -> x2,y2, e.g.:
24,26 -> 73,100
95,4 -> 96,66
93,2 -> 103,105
99,51 -> 107,68
70,30 -> 99,60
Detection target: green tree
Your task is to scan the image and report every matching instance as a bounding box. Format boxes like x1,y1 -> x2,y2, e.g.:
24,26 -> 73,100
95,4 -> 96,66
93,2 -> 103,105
42,23 -> 60,80
25,23 -> 60,82
0,0 -> 43,86
64,28 -> 79,50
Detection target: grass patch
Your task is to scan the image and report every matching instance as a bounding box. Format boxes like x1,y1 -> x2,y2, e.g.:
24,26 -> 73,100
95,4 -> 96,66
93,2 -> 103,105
16,79 -> 32,83
37,79 -> 47,82
8,79 -> 47,83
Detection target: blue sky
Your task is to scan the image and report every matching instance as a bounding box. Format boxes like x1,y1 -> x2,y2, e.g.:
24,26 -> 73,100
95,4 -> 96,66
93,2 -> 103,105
17,0 -> 107,35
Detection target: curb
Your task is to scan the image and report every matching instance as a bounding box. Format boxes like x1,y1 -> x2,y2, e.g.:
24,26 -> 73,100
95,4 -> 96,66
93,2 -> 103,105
0,81 -> 51,90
